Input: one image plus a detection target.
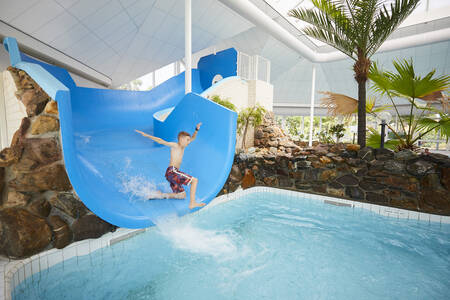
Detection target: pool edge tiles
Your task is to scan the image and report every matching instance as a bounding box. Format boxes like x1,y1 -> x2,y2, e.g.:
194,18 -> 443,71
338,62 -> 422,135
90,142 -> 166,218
1,228 -> 146,300
3,187 -> 450,300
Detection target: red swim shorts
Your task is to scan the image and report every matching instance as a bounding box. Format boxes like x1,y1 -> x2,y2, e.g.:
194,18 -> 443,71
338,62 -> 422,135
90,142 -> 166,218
165,166 -> 193,193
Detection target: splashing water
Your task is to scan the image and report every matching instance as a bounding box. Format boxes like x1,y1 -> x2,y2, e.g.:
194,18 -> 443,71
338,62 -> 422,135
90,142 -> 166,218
118,157 -> 170,202
155,215 -> 239,259
119,173 -> 170,202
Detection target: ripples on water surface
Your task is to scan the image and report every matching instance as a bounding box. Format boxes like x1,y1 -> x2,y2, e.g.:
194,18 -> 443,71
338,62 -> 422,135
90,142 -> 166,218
13,192 -> 450,300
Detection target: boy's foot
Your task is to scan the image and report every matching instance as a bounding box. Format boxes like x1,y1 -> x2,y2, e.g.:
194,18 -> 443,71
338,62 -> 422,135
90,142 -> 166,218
189,202 -> 206,209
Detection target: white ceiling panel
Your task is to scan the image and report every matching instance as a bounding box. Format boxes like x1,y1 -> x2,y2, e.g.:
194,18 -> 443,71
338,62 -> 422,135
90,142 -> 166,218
144,38 -> 165,60
103,23 -> 138,46
124,0 -> 156,18
94,11 -> 132,39
154,0 -> 178,13
1,0 -> 254,86
54,0 -> 79,9
118,0 -> 139,9
0,0 -> 39,22
33,11 -> 79,44
10,0 -> 64,34
69,0 -> 110,20
139,7 -> 166,37
153,16 -> 182,46
82,0 -> 123,31
50,23 -> 90,50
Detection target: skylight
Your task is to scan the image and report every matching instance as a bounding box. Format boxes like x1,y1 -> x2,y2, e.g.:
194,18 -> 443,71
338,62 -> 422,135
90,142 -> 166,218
263,0 -> 450,48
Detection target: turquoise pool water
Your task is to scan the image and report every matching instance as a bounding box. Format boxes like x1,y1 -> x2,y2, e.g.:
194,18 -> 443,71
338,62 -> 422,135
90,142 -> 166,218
13,192 -> 450,299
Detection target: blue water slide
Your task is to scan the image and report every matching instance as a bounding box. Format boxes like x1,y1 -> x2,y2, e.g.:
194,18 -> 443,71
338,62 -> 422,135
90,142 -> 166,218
3,37 -> 237,228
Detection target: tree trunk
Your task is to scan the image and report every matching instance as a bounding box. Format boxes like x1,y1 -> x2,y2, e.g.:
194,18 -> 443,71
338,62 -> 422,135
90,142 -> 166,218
357,80 -> 366,147
242,119 -> 250,149
353,50 -> 370,148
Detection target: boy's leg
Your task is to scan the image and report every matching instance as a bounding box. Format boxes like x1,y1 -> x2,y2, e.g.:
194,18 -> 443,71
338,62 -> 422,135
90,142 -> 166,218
161,190 -> 186,199
189,178 -> 205,209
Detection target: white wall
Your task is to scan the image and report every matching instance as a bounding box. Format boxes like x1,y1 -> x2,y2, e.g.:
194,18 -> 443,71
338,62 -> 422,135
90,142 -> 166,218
0,70 -> 26,150
202,77 -> 249,110
248,80 -> 273,111
201,76 -> 273,149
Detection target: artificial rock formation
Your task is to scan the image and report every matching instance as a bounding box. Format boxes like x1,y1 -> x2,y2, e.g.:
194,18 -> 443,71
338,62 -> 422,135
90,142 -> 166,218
0,67 -> 115,259
222,114 -> 450,215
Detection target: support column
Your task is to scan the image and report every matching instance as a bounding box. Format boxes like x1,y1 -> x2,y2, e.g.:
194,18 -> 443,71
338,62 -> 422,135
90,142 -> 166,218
185,0 -> 192,94
308,64 -> 316,147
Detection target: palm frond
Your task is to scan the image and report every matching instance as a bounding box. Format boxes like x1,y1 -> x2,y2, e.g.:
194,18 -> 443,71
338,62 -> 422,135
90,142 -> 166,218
367,0 -> 420,56
416,115 -> 450,141
368,61 -> 396,95
419,91 -> 449,113
289,1 -> 356,58
351,0 -> 380,52
319,91 -> 357,118
388,59 -> 450,99
365,96 -> 391,113
370,59 -> 450,99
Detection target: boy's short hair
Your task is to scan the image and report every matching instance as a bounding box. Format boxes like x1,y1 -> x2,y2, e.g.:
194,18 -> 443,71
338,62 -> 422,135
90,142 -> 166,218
178,131 -> 191,140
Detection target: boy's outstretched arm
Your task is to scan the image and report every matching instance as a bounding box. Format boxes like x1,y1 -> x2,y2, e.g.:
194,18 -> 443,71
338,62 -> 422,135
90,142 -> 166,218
135,130 -> 176,147
189,122 -> 202,143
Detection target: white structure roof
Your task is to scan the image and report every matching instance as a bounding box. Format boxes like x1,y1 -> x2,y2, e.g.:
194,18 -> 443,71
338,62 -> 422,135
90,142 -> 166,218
0,0 -> 449,113
0,0 -> 253,86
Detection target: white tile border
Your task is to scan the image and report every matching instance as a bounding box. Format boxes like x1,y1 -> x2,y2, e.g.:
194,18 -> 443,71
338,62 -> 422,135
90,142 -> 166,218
2,186 -> 450,300
1,227 -> 146,300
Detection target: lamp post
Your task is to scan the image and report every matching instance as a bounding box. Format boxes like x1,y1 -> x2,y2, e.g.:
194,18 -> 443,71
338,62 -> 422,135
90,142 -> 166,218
378,112 -> 392,149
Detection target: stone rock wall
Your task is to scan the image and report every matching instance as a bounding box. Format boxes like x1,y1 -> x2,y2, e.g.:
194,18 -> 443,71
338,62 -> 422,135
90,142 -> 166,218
0,68 -> 115,259
222,114 -> 450,215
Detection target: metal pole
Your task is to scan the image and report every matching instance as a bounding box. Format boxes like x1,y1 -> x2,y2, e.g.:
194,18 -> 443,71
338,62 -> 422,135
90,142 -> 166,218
308,64 -> 316,147
380,120 -> 386,148
185,0 -> 192,94
436,129 -> 440,150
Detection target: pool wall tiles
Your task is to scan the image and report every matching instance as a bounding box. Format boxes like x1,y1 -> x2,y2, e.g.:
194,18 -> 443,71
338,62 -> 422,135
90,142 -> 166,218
2,187 -> 450,300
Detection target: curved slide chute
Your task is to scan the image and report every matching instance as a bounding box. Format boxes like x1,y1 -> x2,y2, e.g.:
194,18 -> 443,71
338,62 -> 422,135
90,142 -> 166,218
3,37 -> 237,228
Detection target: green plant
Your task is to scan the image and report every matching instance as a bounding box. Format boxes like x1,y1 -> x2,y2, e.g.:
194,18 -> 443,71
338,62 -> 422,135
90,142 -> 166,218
366,127 -> 400,150
317,130 -> 334,144
118,79 -> 143,91
209,95 -> 237,112
285,116 -> 302,137
289,0 -> 420,147
237,104 -> 266,149
368,59 -> 450,150
329,124 -> 345,143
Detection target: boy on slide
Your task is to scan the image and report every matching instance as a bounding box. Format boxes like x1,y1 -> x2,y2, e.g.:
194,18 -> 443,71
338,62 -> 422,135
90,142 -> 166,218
135,123 -> 205,209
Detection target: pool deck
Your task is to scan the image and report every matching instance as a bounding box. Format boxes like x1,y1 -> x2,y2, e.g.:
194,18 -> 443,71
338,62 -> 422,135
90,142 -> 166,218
2,186 -> 450,300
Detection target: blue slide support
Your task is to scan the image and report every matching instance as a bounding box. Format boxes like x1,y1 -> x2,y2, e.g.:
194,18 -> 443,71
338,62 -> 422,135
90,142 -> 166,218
3,37 -> 237,228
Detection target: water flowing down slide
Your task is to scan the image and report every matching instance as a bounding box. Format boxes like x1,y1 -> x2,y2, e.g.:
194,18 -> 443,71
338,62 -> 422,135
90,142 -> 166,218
3,37 -> 237,228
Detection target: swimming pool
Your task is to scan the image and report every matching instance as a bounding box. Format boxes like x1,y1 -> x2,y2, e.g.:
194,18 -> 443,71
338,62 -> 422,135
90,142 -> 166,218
11,188 -> 450,299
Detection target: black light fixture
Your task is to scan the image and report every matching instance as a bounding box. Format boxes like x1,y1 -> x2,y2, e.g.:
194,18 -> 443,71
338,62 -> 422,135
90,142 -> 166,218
378,112 -> 392,149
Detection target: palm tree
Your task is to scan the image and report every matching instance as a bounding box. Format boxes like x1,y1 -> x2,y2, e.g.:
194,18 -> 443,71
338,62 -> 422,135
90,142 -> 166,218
289,0 -> 419,147
369,59 -> 450,150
